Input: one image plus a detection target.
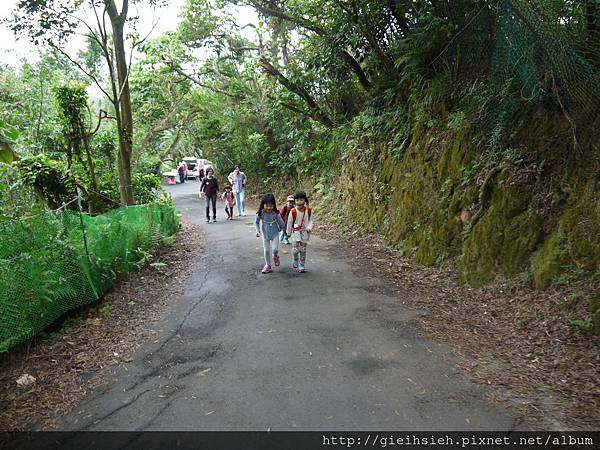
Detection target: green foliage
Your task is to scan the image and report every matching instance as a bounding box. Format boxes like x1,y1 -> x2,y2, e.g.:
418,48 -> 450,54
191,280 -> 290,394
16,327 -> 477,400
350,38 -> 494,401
78,33 -> 103,77
99,304 -> 112,318
0,53 -> 85,157
447,111 -> 467,131
3,0 -> 600,299
0,119 -> 19,164
515,318 -> 528,329
133,173 -> 164,203
162,234 -> 176,246
92,129 -> 117,168
566,319 -> 594,332
55,84 -> 87,118
518,270 -> 533,286
0,163 -> 45,221
461,160 -> 484,186
553,265 -> 593,286
95,171 -> 166,208
15,154 -> 75,209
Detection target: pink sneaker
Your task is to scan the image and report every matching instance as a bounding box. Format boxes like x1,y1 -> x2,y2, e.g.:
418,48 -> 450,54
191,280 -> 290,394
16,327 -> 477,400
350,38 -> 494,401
273,255 -> 280,267
261,264 -> 272,274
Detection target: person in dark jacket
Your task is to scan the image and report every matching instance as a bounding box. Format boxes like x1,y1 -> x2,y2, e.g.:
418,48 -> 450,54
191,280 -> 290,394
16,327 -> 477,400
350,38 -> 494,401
177,162 -> 185,184
200,168 -> 219,223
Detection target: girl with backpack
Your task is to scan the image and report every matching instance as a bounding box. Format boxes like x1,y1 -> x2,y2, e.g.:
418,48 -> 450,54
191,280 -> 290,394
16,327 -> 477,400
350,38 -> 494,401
285,191 -> 313,273
255,193 -> 285,274
279,195 -> 295,245
221,185 -> 236,220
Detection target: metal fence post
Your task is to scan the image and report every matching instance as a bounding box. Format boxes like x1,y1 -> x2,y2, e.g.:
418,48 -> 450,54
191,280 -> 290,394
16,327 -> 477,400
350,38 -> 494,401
76,194 -> 92,267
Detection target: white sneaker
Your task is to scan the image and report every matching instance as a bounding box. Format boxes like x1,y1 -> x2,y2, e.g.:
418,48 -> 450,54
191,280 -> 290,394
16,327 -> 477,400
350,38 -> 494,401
242,211 -> 247,216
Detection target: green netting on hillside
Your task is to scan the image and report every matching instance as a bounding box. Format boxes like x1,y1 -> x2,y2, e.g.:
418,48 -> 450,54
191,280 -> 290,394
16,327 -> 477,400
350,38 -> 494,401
0,203 -> 179,353
491,0 -> 600,142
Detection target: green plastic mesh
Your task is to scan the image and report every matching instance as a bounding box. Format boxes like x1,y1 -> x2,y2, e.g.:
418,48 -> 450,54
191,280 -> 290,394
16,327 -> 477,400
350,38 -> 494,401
438,0 -> 600,147
491,0 -> 600,142
0,203 -> 179,353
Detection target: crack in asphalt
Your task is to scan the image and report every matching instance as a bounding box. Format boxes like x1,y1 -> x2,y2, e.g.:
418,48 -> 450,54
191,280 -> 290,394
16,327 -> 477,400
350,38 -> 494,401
136,397 -> 175,431
152,289 -> 211,356
79,388 -> 152,431
174,345 -> 222,381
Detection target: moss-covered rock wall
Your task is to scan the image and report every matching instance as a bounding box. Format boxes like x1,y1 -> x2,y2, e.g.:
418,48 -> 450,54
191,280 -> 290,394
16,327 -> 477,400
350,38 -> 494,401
332,123 -> 600,292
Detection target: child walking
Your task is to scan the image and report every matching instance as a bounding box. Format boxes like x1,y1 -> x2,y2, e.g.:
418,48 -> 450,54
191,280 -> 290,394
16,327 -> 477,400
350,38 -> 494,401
285,191 -> 313,273
221,185 -> 236,220
279,195 -> 295,245
255,193 -> 285,274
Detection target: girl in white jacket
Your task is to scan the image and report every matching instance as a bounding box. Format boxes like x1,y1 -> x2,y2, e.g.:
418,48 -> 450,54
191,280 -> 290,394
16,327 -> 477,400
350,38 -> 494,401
285,191 -> 313,273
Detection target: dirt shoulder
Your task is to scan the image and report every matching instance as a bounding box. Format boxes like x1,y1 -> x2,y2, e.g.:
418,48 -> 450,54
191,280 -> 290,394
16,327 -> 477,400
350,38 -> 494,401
0,222 -> 204,431
316,219 -> 600,430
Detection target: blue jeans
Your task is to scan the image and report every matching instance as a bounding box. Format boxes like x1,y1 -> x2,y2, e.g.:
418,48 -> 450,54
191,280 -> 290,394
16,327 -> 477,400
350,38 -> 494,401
235,190 -> 245,215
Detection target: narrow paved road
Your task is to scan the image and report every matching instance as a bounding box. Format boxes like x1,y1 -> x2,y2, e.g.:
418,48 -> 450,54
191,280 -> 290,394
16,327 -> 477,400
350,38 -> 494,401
60,181 -> 519,431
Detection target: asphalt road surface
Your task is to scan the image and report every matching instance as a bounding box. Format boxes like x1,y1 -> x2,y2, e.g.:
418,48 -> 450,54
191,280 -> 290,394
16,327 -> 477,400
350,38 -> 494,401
59,181 -> 520,431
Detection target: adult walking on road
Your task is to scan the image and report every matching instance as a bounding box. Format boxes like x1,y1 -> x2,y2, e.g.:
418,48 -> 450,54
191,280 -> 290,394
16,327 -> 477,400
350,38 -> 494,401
177,162 -> 185,184
200,168 -> 219,223
228,165 -> 247,216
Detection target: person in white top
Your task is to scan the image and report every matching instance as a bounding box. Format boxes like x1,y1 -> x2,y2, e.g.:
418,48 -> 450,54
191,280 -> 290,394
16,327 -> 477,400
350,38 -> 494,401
227,165 -> 247,216
285,191 -> 313,273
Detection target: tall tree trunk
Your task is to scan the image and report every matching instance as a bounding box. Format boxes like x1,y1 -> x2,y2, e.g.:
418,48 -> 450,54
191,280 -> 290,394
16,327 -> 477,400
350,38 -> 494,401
106,0 -> 135,206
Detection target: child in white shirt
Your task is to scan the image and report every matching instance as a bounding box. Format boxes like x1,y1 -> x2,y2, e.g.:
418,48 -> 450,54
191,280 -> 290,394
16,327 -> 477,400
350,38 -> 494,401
285,191 -> 313,273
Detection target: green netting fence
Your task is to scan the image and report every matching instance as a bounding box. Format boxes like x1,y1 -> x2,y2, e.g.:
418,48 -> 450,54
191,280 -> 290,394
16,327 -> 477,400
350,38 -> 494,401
492,0 -> 600,137
438,0 -> 600,148
0,201 -> 179,353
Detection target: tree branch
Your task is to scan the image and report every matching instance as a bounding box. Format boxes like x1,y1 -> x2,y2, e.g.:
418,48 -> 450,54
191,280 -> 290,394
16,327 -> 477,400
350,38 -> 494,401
259,56 -> 335,128
266,94 -> 312,118
49,43 -> 114,102
164,60 -> 248,100
333,0 -> 394,71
